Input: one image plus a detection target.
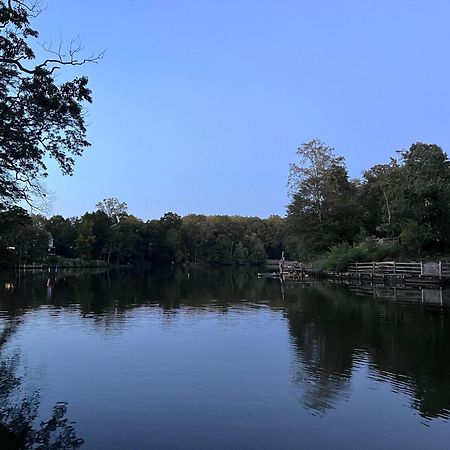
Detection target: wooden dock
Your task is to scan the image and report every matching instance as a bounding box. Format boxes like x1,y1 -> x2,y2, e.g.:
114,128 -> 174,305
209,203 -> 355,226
277,259 -> 450,286
347,261 -> 450,285
278,259 -> 307,280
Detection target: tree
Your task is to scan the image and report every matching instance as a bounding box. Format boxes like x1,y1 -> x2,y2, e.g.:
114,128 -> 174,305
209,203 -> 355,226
286,139 -> 360,258
75,218 -> 94,260
0,0 -> 101,209
288,139 -> 342,226
46,215 -> 78,257
393,143 -> 450,253
159,212 -> 182,263
0,206 -> 31,265
96,198 -> 128,224
180,214 -> 209,263
109,215 -> 145,264
245,233 -> 267,264
160,212 -> 182,229
360,162 -> 399,237
212,233 -> 232,264
260,215 -> 283,259
95,199 -> 128,262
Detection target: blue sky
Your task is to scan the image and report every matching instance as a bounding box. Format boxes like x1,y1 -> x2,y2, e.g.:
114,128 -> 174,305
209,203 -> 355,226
35,0 -> 450,219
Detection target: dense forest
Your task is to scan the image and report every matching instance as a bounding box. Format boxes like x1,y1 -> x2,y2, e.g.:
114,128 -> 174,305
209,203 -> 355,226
1,141 -> 449,270
0,203 -> 282,267
285,140 -> 450,270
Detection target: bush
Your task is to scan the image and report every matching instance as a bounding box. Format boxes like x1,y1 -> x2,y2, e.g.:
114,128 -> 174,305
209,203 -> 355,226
316,238 -> 399,272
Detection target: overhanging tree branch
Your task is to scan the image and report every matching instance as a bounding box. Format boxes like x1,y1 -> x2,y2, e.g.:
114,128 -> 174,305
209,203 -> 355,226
0,0 -> 100,209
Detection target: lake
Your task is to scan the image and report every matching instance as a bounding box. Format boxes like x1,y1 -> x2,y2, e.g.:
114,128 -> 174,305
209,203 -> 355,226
1,268 -> 449,449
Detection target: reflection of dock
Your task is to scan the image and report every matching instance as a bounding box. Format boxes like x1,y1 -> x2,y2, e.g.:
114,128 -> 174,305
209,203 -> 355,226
348,284 -> 450,306
18,263 -> 46,271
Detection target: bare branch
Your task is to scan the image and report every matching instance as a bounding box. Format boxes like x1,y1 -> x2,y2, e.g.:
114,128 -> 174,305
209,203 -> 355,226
0,48 -> 104,75
8,0 -> 44,15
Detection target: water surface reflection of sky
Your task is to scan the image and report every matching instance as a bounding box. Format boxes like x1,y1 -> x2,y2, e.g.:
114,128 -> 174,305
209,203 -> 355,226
0,268 -> 449,449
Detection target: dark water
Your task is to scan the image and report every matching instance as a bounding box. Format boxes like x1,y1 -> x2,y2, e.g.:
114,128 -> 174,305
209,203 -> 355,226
0,268 -> 450,449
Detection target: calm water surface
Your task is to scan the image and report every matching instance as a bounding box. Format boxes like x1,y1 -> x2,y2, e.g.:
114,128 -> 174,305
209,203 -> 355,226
0,268 -> 449,449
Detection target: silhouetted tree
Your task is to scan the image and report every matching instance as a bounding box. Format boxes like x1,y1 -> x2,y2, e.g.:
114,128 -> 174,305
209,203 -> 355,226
0,0 -> 101,209
96,198 -> 128,224
286,139 -> 360,258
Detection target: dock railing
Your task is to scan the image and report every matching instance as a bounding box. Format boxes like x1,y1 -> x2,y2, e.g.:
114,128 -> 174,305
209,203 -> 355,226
348,261 -> 450,279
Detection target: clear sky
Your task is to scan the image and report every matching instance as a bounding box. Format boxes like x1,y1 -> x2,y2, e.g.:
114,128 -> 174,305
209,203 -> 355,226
35,0 -> 450,220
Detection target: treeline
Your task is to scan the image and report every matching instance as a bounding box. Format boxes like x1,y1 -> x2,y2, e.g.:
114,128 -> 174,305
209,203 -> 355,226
0,199 -> 283,267
285,140 -> 450,270
1,141 -> 449,270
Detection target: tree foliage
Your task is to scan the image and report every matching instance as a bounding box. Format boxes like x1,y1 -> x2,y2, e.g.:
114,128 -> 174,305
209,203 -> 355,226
0,140 -> 448,268
96,198 -> 128,224
0,0 -> 100,209
287,140 -> 450,262
286,139 -> 360,257
0,204 -> 281,267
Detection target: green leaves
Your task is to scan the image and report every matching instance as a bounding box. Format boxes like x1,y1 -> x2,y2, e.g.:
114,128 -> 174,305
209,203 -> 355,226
288,140 -> 450,261
286,139 -> 360,258
0,1 -> 94,207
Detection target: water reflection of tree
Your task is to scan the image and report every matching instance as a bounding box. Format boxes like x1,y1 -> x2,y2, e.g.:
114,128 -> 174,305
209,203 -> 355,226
3,269 -> 449,421
1,267 -> 285,321
287,287 -> 353,414
285,284 -> 450,419
0,319 -> 83,449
